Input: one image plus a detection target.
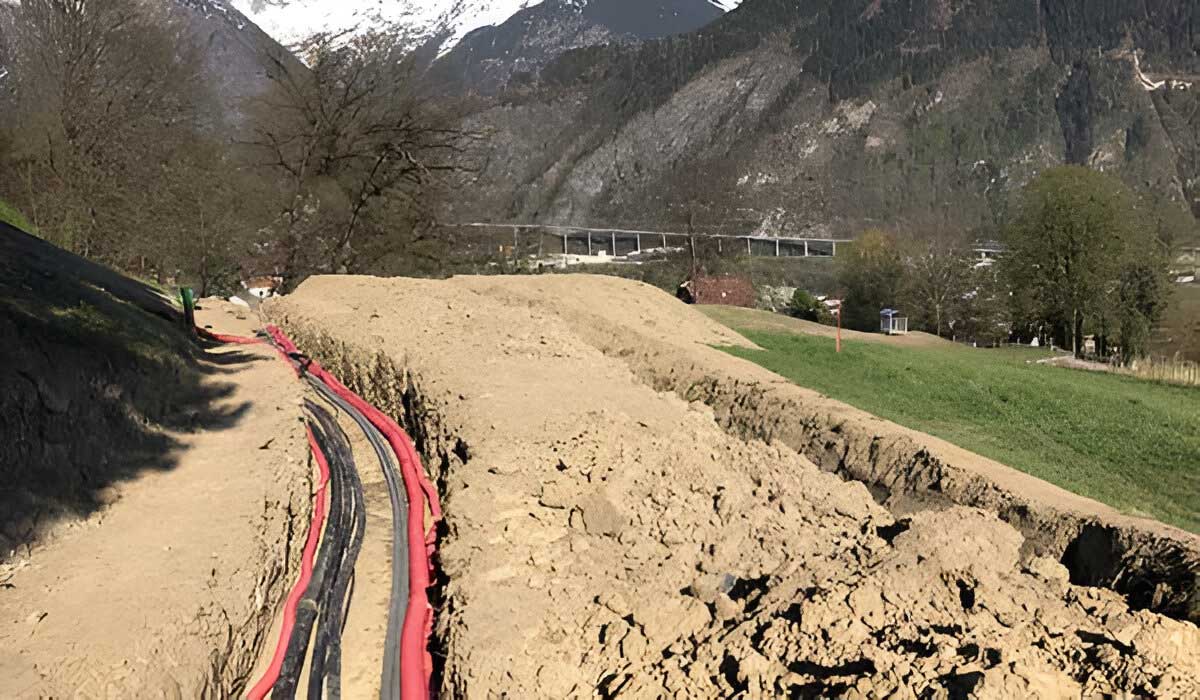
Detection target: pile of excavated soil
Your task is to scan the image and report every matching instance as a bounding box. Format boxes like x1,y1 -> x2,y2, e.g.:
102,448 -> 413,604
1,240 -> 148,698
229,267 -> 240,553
0,302 -> 310,697
268,274 -> 1200,698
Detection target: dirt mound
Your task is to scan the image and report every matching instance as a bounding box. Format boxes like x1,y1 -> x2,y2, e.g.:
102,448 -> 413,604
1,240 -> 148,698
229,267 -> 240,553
267,274 -> 1200,698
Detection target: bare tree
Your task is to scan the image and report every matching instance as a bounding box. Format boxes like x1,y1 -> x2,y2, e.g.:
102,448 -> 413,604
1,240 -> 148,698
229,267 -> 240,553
900,229 -> 972,337
247,32 -> 472,285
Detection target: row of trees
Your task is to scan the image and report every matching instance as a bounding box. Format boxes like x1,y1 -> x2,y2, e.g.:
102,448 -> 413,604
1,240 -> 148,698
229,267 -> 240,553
832,228 -> 1013,347
834,167 -> 1181,362
0,0 -> 465,296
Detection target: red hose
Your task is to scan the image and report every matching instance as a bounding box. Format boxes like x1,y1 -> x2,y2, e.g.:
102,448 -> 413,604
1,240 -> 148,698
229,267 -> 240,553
246,426 -> 331,700
265,326 -> 442,700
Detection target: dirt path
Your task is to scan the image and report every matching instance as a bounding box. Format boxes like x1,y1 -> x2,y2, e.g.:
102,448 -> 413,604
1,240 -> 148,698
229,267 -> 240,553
698,304 -> 950,347
267,274 -> 1200,698
0,318 -> 309,697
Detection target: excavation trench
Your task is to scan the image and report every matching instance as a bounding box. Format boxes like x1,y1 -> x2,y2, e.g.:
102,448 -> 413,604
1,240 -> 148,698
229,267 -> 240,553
263,320 -> 462,694
265,275 -> 1200,698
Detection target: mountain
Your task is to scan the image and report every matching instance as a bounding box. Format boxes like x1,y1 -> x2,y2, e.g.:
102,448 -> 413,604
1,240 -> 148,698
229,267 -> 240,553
178,0 -> 744,112
428,0 -> 743,93
227,0 -> 744,54
0,0 -> 289,128
173,0 -> 295,123
452,0 -> 1200,244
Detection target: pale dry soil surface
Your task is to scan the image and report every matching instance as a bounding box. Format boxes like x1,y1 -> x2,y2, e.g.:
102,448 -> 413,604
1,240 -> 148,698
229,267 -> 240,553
0,306 -> 309,698
268,274 -> 1200,699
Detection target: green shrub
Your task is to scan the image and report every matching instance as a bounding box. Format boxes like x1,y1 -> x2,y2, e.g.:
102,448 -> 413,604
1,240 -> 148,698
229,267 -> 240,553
787,289 -> 824,322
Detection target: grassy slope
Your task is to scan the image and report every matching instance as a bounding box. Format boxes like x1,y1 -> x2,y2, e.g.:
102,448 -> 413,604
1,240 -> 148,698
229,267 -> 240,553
715,327 -> 1200,533
0,199 -> 32,232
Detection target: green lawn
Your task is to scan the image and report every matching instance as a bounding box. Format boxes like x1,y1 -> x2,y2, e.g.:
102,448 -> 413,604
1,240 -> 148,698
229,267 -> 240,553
718,329 -> 1200,533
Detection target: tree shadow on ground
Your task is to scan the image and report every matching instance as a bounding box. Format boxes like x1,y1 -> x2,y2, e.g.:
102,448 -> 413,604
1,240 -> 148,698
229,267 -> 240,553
0,223 -> 257,557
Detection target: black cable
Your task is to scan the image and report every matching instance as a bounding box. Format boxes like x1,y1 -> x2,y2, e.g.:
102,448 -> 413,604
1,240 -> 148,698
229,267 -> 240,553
307,379 -> 410,700
307,400 -> 367,700
305,403 -> 351,699
273,408 -> 346,699
266,333 -> 411,700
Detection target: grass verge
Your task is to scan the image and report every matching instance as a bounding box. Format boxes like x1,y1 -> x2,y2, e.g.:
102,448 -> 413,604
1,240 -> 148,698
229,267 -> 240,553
0,199 -> 33,233
716,328 -> 1200,533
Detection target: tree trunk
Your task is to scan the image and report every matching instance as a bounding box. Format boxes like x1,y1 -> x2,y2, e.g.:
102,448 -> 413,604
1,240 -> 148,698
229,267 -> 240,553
1071,308 -> 1081,358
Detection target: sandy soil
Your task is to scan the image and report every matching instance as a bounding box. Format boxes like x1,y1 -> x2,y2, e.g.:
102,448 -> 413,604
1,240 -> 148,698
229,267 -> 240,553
268,274 -> 1200,698
0,308 -> 309,698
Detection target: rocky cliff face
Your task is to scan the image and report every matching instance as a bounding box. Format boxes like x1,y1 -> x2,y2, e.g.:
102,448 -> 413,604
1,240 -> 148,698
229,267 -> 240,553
173,0 -> 291,126
454,0 -> 1200,242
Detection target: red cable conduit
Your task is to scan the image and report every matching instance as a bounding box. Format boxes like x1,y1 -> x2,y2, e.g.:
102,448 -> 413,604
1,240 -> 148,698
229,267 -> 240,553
246,426 -> 332,700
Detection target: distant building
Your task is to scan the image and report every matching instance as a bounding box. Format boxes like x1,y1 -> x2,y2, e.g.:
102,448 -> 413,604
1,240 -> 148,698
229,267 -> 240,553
243,276 -> 282,300
973,241 -> 1005,266
880,308 -> 909,335
677,274 -> 756,307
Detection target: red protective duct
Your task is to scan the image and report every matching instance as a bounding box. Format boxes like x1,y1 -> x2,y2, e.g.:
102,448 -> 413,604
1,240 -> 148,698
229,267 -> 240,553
246,426 -> 331,700
265,326 -> 442,700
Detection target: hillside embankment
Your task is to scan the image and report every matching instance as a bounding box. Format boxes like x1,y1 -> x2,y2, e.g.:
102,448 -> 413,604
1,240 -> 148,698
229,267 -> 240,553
267,274 -> 1200,698
0,226 -> 310,697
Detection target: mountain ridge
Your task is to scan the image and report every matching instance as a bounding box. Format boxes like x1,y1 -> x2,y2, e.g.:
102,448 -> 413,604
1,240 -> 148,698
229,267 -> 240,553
225,0 -> 744,54
449,0 -> 1200,244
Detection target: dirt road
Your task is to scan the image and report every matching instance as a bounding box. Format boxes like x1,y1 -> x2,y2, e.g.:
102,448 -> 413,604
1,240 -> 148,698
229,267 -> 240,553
0,323 -> 309,697
268,274 -> 1200,698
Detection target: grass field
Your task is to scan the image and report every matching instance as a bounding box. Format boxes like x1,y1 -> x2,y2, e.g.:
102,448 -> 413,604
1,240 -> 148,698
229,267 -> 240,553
713,323 -> 1200,533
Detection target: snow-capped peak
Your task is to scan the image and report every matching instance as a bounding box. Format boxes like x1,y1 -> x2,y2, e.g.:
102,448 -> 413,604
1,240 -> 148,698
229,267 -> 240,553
226,1 -> 543,51
227,0 -> 742,54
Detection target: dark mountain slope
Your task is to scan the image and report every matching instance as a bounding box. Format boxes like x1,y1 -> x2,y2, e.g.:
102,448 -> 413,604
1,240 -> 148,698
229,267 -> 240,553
171,0 -> 297,127
0,1 -> 292,129
456,0 -> 1200,243
429,0 -> 730,93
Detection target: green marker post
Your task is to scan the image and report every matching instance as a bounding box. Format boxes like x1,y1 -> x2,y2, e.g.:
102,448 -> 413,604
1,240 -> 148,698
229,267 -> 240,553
181,287 -> 196,334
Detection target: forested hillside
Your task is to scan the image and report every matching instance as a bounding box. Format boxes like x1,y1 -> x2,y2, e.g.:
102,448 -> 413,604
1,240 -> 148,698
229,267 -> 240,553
453,0 -> 1200,244
0,0 -> 1195,297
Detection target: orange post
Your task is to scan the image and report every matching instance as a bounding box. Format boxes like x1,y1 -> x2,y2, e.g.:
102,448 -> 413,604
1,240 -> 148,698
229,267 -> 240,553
836,305 -> 842,353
